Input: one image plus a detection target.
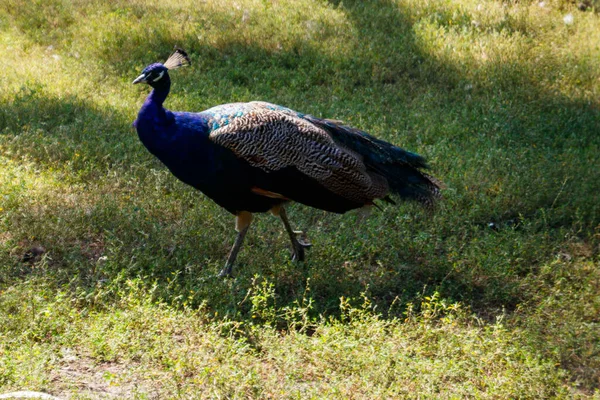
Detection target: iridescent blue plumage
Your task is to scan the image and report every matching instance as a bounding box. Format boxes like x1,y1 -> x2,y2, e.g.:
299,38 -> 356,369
202,102 -> 302,130
133,49 -> 440,276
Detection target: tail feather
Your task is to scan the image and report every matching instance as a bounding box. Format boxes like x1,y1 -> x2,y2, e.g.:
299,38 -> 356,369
304,115 -> 441,207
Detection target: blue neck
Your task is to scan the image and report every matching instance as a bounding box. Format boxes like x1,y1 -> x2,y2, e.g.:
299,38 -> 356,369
147,80 -> 170,106
145,73 -> 171,106
137,76 -> 172,125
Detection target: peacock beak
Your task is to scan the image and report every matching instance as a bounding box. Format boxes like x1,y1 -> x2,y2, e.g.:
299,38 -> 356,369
132,73 -> 148,84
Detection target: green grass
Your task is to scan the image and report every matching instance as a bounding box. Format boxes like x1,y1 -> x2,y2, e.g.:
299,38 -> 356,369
1,0 -> 599,397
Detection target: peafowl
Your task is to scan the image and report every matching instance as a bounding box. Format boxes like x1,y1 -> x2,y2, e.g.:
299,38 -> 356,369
133,49 -> 440,276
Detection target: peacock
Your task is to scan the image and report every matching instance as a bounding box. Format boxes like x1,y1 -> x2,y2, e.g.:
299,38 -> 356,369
133,49 -> 440,276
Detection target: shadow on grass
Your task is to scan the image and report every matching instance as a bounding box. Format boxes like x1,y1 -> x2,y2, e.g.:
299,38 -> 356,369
0,85 -> 147,173
2,0 -> 599,323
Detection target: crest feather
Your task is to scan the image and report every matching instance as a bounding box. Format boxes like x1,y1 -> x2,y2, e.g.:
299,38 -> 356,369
164,48 -> 191,70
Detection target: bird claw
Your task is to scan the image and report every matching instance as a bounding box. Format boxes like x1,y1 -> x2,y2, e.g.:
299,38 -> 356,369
290,230 -> 311,262
217,264 -> 233,278
291,245 -> 305,262
293,230 -> 312,248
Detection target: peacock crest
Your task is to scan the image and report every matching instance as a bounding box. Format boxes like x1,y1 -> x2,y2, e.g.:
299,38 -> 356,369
164,48 -> 191,70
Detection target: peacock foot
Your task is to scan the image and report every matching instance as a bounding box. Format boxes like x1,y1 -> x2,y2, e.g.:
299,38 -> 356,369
293,230 -> 312,247
291,230 -> 312,262
218,263 -> 234,278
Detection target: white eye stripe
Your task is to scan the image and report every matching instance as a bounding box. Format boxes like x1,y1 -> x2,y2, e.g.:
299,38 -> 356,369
152,71 -> 165,82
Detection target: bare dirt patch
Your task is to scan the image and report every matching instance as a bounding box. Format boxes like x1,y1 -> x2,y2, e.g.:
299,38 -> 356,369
50,350 -> 165,399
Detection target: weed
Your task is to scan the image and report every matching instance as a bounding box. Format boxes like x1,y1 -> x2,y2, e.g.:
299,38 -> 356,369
0,0 -> 599,396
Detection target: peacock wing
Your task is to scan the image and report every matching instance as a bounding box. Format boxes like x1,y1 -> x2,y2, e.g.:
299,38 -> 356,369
208,108 -> 389,204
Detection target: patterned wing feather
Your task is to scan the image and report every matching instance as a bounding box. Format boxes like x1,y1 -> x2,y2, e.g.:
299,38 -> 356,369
208,108 -> 389,204
302,115 -> 441,207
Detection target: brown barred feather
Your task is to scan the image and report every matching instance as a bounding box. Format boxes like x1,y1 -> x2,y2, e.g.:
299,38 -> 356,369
209,109 -> 389,204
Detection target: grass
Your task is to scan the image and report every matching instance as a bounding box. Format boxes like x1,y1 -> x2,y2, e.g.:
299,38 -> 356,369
0,0 -> 599,397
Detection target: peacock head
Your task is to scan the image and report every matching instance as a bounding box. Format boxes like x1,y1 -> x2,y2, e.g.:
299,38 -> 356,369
132,48 -> 191,87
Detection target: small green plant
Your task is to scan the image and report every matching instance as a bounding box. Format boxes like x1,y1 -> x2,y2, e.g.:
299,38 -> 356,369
0,0 -> 598,396
244,276 -> 315,333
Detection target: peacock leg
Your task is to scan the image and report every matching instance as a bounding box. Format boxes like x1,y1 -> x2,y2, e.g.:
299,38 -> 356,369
277,206 -> 312,262
218,211 -> 253,277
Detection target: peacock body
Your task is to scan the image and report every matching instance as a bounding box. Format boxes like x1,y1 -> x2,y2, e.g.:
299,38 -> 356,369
133,49 -> 440,276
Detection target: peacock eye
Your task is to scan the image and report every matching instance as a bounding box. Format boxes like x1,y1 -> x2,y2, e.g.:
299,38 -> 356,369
152,71 -> 165,82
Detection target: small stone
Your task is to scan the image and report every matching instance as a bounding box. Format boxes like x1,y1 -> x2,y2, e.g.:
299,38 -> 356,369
22,246 -> 46,263
578,2 -> 590,11
563,13 -> 574,25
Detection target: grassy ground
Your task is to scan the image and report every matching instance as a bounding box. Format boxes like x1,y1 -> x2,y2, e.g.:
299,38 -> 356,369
1,0 -> 599,398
